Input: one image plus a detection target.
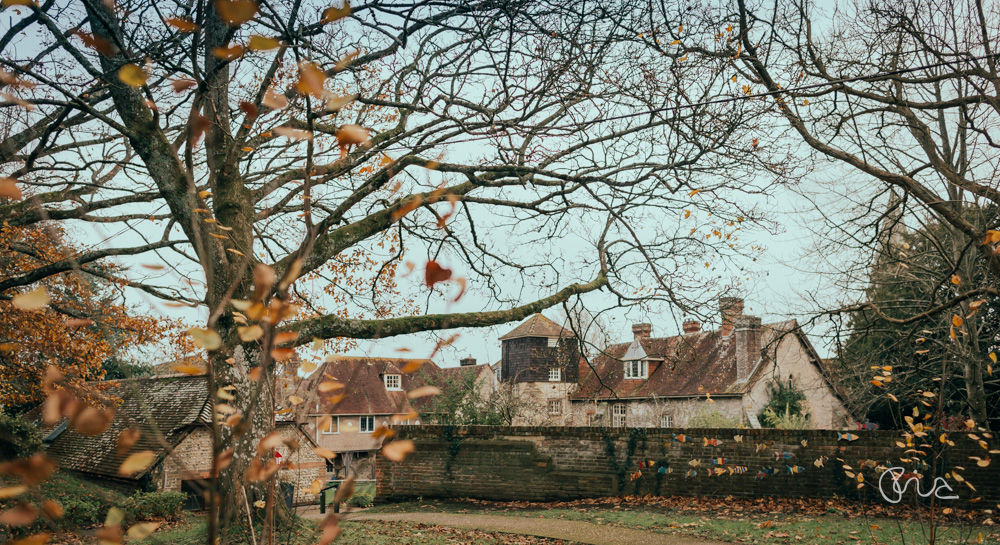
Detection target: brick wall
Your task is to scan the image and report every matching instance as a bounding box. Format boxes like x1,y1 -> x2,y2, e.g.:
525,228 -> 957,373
377,426 -> 1000,504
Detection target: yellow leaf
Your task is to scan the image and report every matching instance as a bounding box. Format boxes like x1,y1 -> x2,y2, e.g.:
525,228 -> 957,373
314,447 -> 337,459
216,0 -> 258,26
253,500 -> 266,508
301,360 -> 317,373
118,451 -> 156,475
238,325 -> 263,342
952,315 -> 963,327
951,274 -> 961,285
288,395 -> 304,405
0,486 -> 27,500
118,64 -> 147,87
199,190 -> 212,198
990,352 -> 997,364
670,39 -> 681,45
12,286 -> 49,310
172,363 -> 206,375
248,35 -> 280,51
126,522 -> 160,539
188,327 -> 222,350
888,393 -> 898,402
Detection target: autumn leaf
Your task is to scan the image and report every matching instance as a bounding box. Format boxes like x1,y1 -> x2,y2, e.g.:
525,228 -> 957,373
314,447 -> 337,459
273,126 -> 313,140
0,486 -> 27,500
952,315 -> 963,327
165,17 -> 199,32
253,500 -> 266,508
188,327 -> 222,350
0,177 -> 22,200
118,451 -> 156,475
271,347 -> 295,360
406,385 -> 441,399
126,522 -> 160,540
248,35 -> 280,51
318,380 -> 344,393
216,0 -> 258,26
295,61 -> 327,97
257,431 -> 284,454
238,325 -> 263,342
951,274 -> 961,285
400,360 -> 425,373
0,505 -> 38,527
424,260 -> 452,288
381,439 -> 415,462
336,124 -> 370,156
74,31 -> 117,56
333,476 -> 354,503
321,2 -> 351,23
263,87 -> 288,109
12,286 -> 49,310
212,44 -> 245,61
118,64 -> 147,87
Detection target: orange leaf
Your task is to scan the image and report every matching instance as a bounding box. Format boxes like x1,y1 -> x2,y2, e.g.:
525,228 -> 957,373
0,177 -> 22,200
406,385 -> 441,399
165,17 -> 199,32
381,439 -> 415,462
215,0 -> 258,26
12,286 -> 49,310
952,315 -> 963,327
74,31 -> 118,56
248,35 -> 280,51
424,260 -> 452,288
118,451 -> 156,475
294,61 -> 327,97
273,126 -> 313,140
212,44 -> 245,60
271,347 -> 295,361
321,2 -> 351,23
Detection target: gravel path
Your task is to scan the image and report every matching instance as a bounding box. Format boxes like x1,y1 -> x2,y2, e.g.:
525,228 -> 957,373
338,511 -> 728,545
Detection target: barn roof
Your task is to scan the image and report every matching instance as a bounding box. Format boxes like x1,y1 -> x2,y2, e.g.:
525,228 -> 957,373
499,313 -> 575,340
28,375 -> 211,481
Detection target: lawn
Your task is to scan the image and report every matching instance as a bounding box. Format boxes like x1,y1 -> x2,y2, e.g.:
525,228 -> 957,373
366,497 -> 996,545
136,517 -> 575,544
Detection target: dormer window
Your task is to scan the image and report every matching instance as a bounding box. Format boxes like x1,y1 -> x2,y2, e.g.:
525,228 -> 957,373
624,360 -> 648,379
384,374 -> 401,390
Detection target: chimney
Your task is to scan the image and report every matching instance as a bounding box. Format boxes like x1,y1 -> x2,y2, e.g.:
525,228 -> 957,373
682,319 -> 701,334
719,296 -> 744,336
632,323 -> 652,339
734,315 -> 761,382
460,356 -> 477,367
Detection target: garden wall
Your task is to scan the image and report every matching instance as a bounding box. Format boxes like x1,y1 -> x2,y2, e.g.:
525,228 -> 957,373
376,426 -> 1000,504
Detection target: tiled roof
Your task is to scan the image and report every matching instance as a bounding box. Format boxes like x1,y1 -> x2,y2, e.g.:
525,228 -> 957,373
29,375 -> 211,481
572,320 -> 804,399
499,313 -> 575,340
293,357 -> 440,416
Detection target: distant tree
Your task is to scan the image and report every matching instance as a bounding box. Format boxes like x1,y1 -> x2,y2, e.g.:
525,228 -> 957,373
0,222 -> 172,408
418,367 -> 527,426
758,378 -> 809,427
0,412 -> 41,461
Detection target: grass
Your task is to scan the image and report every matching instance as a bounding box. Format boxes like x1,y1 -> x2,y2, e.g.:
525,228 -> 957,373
367,498 -> 995,545
136,517 -> 572,544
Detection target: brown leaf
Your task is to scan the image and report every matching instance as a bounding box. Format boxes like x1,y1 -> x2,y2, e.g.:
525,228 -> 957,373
214,448 -> 235,474
212,44 -> 245,61
313,447 -> 337,459
381,439 -> 415,462
279,259 -> 302,291
74,31 -> 118,56
0,505 -> 38,527
424,260 -> 452,288
116,428 -> 140,456
400,360 -> 425,373
391,195 -> 422,221
41,500 -> 62,519
263,87 -> 288,109
333,476 -> 354,504
126,522 -> 160,539
238,100 -> 258,119
215,0 -> 258,26
73,406 -> 114,435
0,486 -> 27,500
274,331 -> 298,345
273,126 -> 313,140
271,347 -> 295,361
318,513 -> 341,545
238,325 -> 263,342
187,327 -> 222,350
248,35 -> 280,51
118,451 -> 156,476
318,380 -> 344,393
336,124 -> 369,152
7,534 -> 50,545
257,431 -> 284,455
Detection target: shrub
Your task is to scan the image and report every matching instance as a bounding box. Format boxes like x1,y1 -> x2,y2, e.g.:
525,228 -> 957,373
0,412 -> 41,461
128,491 -> 186,521
686,409 -> 742,428
761,404 -> 811,429
61,497 -> 101,526
348,491 -> 374,508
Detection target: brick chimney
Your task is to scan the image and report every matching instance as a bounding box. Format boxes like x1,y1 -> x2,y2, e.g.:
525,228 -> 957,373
719,296 -> 744,336
460,356 -> 477,367
734,315 -> 761,382
632,323 -> 652,339
682,319 -> 701,334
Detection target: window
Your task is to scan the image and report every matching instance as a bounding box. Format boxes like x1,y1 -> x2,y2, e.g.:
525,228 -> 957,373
660,414 -> 673,428
512,384 -> 519,397
547,400 -> 562,416
321,416 -> 339,434
359,416 -> 375,433
548,368 -> 561,381
612,403 -> 627,427
495,367 -> 501,382
623,360 -> 648,379
384,374 -> 401,390
547,337 -> 558,348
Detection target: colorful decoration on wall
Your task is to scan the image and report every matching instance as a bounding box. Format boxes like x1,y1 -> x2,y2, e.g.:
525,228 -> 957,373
685,469 -> 698,478
688,459 -> 702,467
703,438 -> 723,447
672,434 -> 691,443
813,456 -> 829,468
755,467 -> 777,479
786,465 -> 805,474
729,466 -> 748,475
734,435 -> 744,443
801,439 -> 808,447
630,470 -> 642,481
709,457 -> 728,466
838,432 -> 859,441
709,468 -> 727,476
755,443 -> 768,453
774,451 -> 795,460
658,466 -> 668,475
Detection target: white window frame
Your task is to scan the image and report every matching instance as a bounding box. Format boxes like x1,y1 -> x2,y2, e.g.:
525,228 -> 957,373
548,368 -> 561,381
494,367 -> 501,382
359,416 -> 375,433
547,400 -> 562,416
623,360 -> 648,379
384,374 -> 401,390
660,414 -> 673,428
321,416 -> 340,434
612,403 -> 627,428
547,337 -> 559,348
